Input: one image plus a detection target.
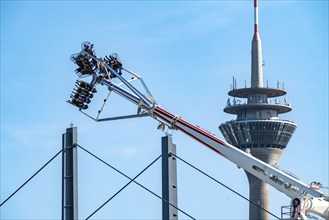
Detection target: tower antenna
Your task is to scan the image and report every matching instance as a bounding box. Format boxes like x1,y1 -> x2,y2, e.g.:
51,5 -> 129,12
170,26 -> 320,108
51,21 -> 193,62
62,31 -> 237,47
251,0 -> 263,88
254,0 -> 259,35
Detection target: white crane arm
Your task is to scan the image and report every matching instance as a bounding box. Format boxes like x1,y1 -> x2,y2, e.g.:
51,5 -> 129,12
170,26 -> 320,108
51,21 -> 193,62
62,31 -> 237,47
152,106 -> 320,197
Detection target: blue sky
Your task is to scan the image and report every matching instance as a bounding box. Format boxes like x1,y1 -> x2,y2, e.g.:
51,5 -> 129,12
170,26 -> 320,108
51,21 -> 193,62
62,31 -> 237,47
1,1 -> 328,219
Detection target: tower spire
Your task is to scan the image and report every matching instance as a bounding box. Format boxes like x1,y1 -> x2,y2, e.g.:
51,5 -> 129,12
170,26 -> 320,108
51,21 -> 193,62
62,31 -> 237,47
251,0 -> 263,87
254,0 -> 259,36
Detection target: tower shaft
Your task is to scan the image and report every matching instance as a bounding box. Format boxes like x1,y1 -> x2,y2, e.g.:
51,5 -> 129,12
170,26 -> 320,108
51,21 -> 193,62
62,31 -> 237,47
246,148 -> 283,220
247,173 -> 269,219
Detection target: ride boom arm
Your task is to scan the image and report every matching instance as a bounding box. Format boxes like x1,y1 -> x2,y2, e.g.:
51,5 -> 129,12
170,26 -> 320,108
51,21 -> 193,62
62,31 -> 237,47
68,43 -> 328,220
106,79 -> 329,220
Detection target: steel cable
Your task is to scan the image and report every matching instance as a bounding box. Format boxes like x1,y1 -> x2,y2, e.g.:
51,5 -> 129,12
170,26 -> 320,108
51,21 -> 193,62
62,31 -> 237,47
171,153 -> 281,220
0,149 -> 63,207
85,154 -> 161,219
77,144 -> 196,220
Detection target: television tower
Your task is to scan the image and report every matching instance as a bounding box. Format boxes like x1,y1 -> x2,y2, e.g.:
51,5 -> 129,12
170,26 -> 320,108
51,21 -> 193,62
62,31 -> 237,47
219,1 -> 297,219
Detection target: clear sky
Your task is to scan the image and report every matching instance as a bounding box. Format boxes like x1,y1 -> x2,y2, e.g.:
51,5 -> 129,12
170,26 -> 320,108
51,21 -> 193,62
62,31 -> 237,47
1,1 -> 328,219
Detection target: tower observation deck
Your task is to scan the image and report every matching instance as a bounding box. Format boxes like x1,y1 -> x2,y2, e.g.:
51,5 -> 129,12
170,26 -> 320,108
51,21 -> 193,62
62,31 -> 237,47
218,1 -> 297,219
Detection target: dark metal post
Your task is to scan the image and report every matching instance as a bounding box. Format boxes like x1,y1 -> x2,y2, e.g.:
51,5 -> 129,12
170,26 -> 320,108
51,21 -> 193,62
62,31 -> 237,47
162,135 -> 178,220
62,127 -> 78,220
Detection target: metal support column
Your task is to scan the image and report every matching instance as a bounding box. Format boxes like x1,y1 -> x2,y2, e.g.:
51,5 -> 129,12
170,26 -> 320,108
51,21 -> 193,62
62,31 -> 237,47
162,135 -> 178,220
62,127 -> 78,220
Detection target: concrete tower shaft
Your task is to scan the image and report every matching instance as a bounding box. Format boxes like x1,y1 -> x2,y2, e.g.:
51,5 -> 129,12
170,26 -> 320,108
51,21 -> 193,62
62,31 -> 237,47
246,148 -> 282,219
251,0 -> 263,88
